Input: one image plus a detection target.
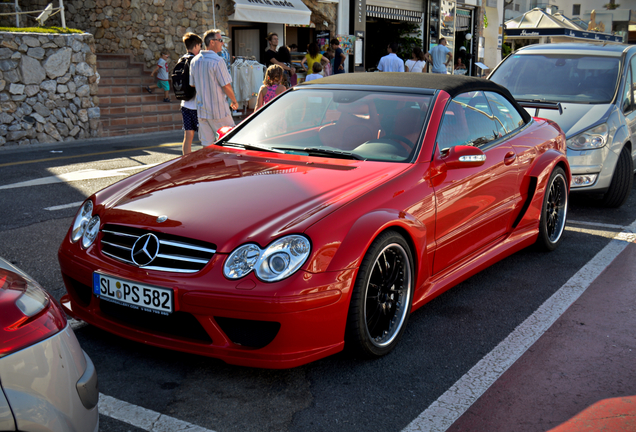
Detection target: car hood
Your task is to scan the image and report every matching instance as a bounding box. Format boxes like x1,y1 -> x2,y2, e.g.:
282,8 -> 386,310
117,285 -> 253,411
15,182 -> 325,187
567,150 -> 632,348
96,148 -> 409,251
524,103 -> 613,139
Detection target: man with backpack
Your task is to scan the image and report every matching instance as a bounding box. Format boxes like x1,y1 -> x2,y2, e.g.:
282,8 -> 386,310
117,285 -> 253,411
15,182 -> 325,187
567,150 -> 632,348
173,32 -> 202,155
189,29 -> 239,147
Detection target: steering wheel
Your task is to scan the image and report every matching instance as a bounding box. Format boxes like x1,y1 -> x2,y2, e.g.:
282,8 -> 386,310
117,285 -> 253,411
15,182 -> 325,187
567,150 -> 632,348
382,134 -> 415,152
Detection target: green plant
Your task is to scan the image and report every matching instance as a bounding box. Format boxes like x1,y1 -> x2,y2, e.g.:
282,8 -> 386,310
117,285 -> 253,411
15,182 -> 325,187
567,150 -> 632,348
396,22 -> 423,63
0,26 -> 83,34
502,43 -> 512,58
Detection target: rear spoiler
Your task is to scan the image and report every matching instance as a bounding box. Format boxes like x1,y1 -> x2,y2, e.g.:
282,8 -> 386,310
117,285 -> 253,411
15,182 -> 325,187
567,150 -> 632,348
518,101 -> 563,116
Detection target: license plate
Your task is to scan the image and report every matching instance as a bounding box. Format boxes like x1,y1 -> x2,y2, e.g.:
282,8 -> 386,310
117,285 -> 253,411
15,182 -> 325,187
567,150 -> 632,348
93,273 -> 173,315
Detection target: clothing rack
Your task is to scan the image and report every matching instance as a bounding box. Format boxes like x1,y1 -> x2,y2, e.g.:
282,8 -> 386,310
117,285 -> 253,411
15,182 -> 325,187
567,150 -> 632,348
230,57 -> 265,115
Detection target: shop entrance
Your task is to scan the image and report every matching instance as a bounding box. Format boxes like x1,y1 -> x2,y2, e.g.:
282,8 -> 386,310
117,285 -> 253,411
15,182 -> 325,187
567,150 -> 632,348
231,24 -> 267,63
365,18 -> 422,72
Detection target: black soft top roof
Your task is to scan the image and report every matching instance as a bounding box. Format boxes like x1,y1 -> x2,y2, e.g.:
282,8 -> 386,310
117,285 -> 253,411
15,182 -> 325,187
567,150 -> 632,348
301,73 -> 532,123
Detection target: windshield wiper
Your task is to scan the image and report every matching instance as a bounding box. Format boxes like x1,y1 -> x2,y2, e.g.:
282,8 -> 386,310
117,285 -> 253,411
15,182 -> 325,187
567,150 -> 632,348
219,142 -> 285,153
301,147 -> 365,160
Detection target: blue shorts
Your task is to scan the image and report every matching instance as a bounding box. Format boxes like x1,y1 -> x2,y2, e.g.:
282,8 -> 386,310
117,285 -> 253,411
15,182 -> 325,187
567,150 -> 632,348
157,80 -> 170,91
181,107 -> 198,131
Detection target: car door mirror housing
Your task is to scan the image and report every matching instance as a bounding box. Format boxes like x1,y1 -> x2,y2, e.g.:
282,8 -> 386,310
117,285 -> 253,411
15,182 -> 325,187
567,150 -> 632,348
216,126 -> 234,140
440,145 -> 487,169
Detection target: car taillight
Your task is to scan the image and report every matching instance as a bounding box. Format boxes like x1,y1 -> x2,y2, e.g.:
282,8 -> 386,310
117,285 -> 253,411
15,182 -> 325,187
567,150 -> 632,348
0,268 -> 67,357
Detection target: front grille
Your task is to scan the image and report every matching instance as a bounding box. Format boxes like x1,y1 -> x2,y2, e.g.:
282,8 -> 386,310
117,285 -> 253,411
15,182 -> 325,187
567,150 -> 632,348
215,317 -> 281,349
100,300 -> 213,343
100,224 -> 216,273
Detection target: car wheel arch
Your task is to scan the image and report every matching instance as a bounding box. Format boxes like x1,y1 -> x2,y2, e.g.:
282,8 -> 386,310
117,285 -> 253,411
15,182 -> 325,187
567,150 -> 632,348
308,210 -> 427,279
528,150 -> 570,186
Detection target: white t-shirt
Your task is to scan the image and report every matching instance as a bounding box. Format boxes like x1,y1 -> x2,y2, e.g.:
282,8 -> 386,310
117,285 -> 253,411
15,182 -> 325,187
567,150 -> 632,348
157,57 -> 170,81
305,73 -> 323,82
405,59 -> 425,73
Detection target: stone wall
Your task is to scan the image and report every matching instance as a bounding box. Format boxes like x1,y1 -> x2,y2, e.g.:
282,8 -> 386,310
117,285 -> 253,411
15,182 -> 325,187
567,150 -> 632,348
22,0 -> 337,68
0,32 -> 100,147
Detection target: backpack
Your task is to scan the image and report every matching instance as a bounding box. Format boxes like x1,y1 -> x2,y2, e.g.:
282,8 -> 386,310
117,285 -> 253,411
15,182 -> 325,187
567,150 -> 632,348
172,53 -> 196,101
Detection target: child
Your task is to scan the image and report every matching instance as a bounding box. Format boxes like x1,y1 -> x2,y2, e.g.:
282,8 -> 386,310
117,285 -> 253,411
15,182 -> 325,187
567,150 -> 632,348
323,48 -> 334,76
145,48 -> 171,102
179,33 -> 202,155
304,62 -> 323,82
255,65 -> 286,110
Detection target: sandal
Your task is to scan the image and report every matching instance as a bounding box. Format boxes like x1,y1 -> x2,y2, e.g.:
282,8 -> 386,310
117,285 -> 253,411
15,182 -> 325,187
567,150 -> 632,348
163,98 -> 171,103
145,86 -> 153,94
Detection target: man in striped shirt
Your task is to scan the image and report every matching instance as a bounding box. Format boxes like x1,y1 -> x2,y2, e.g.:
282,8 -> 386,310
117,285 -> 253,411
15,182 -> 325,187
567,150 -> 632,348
190,29 -> 239,145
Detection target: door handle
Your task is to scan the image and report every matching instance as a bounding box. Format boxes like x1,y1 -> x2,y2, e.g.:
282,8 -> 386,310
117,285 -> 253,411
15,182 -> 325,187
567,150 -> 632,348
504,151 -> 517,165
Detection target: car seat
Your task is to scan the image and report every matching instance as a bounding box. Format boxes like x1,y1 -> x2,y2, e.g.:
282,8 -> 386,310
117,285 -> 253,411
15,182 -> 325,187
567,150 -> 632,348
319,102 -> 381,150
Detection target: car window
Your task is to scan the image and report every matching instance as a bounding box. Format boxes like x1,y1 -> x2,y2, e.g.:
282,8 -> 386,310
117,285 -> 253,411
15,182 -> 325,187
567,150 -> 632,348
485,91 -> 525,135
437,91 -> 499,151
623,62 -> 633,114
628,56 -> 636,114
490,53 -> 621,104
228,89 -> 432,162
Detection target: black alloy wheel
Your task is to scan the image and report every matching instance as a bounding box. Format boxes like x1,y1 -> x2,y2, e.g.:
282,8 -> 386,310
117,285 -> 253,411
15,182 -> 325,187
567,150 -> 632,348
346,231 -> 413,357
537,166 -> 568,251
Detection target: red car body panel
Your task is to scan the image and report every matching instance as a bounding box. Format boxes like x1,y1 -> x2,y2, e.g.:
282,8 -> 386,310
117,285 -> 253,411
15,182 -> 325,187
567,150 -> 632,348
59,83 -> 570,368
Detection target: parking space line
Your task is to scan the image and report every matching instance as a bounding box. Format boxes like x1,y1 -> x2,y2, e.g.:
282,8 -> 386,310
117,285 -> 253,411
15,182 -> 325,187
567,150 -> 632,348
0,163 -> 161,191
45,201 -> 85,211
567,219 -> 629,230
99,393 -> 216,432
402,219 -> 636,432
0,143 -> 180,168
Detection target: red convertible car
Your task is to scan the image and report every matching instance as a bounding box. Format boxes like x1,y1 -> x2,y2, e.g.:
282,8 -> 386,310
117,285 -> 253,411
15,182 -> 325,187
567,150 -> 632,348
59,74 -> 569,368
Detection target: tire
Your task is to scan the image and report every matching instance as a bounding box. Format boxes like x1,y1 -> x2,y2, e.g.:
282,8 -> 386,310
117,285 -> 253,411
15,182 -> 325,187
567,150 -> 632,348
346,231 -> 414,357
602,146 -> 634,208
536,167 -> 568,251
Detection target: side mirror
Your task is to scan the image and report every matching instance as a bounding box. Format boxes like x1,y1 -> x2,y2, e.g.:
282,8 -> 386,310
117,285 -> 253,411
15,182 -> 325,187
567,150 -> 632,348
440,145 -> 486,169
216,126 -> 234,140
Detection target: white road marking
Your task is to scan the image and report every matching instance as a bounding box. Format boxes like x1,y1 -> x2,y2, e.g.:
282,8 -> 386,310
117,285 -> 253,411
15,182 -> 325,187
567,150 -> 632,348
45,201 -> 85,211
567,219 -> 629,230
402,219 -> 636,432
0,163 -> 160,191
99,393 -> 216,432
68,318 -> 88,331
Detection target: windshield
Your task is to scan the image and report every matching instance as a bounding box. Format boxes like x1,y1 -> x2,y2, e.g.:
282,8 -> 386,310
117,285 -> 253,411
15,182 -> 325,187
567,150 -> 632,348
226,89 -> 432,162
490,53 -> 620,104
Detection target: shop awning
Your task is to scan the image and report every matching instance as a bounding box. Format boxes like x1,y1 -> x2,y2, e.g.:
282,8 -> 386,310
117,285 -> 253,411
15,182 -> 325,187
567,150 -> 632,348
230,0 -> 311,25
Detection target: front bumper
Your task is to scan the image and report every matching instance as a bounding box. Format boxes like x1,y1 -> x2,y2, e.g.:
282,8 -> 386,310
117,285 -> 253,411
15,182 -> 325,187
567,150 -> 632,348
567,144 -> 619,193
0,325 -> 99,432
59,246 -> 356,369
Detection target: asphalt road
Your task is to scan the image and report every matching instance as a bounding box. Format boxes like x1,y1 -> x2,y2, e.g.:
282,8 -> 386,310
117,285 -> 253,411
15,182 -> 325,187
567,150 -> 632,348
1,133 -> 634,432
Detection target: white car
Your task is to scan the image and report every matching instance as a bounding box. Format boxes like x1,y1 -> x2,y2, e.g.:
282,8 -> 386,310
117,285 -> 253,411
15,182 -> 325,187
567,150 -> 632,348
0,257 -> 98,432
490,42 -> 636,207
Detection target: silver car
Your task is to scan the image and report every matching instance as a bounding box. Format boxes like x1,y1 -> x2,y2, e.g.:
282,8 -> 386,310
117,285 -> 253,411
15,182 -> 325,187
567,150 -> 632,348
0,257 -> 98,432
490,42 -> 636,207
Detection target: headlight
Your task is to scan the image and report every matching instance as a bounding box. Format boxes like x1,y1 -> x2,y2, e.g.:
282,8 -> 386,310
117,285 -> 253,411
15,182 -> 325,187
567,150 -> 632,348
223,244 -> 261,279
71,200 -> 93,243
566,124 -> 608,150
82,216 -> 100,249
223,235 -> 311,282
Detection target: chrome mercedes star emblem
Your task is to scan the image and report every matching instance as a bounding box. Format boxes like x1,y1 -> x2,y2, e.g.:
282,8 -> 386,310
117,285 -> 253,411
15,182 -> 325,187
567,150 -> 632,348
131,233 -> 160,267
156,215 -> 168,223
